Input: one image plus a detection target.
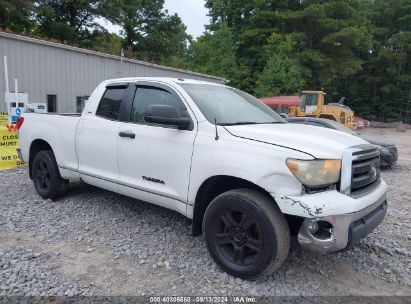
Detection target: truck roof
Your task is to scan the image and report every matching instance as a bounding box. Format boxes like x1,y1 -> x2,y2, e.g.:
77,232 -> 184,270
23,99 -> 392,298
102,77 -> 226,87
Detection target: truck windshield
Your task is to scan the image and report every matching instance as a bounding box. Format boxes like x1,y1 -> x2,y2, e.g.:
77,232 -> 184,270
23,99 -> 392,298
180,84 -> 284,125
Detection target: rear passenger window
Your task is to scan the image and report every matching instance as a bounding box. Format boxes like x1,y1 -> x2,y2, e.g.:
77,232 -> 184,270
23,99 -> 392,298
96,86 -> 127,120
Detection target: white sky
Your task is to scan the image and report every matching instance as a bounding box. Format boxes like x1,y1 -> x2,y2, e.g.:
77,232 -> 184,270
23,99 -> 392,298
97,0 -> 209,39
164,0 -> 209,38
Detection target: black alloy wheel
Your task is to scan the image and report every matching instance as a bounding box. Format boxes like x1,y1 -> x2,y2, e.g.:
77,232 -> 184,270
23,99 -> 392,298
214,209 -> 264,266
203,189 -> 290,279
32,150 -> 68,199
34,159 -> 51,192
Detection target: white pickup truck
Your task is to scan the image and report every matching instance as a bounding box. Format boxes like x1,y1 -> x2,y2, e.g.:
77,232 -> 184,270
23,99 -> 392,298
18,77 -> 388,279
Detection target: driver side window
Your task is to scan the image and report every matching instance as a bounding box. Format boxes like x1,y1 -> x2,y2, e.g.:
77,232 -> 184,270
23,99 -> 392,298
130,86 -> 186,124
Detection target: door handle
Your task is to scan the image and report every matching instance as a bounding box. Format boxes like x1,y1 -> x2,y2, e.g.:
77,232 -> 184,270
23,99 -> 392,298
119,130 -> 135,139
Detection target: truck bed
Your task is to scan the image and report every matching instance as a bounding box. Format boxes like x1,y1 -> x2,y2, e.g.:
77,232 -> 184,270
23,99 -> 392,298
19,113 -> 81,171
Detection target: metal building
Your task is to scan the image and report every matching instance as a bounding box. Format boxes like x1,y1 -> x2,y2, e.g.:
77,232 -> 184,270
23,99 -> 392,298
0,31 -> 225,113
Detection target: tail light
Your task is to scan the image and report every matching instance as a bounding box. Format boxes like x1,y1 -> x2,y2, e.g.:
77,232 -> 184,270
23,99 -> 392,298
16,117 -> 24,130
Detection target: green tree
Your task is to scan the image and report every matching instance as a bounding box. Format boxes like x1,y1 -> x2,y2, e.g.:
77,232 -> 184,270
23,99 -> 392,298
0,0 -> 34,33
185,25 -> 240,85
117,0 -> 163,48
358,0 -> 411,121
255,33 -> 305,97
134,13 -> 189,65
282,0 -> 371,93
33,0 -> 120,46
115,0 -> 189,64
204,0 -> 295,91
93,32 -> 124,55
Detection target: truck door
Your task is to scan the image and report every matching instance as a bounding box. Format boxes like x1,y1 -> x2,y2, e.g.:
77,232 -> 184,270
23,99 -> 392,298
76,84 -> 129,193
117,83 -> 196,213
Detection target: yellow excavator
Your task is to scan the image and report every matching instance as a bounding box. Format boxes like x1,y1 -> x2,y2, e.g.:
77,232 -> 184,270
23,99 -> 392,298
288,90 -> 356,130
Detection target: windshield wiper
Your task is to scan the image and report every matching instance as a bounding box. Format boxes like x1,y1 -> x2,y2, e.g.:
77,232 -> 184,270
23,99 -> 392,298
220,121 -> 284,126
261,122 -> 286,124
220,122 -> 260,126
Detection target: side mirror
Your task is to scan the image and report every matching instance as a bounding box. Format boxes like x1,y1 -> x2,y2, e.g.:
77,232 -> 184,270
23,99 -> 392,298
145,105 -> 191,130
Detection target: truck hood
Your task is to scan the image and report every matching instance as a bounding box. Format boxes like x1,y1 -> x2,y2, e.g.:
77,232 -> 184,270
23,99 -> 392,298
225,123 -> 368,159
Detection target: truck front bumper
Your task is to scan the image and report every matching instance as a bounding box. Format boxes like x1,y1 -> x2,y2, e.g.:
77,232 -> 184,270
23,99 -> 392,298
273,179 -> 388,253
297,193 -> 387,253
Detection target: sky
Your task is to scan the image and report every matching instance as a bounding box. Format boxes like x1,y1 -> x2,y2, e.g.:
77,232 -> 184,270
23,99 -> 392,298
98,0 -> 209,39
164,0 -> 209,38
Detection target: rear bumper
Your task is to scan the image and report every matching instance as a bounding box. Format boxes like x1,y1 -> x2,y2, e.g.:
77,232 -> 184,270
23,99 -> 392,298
297,193 -> 387,253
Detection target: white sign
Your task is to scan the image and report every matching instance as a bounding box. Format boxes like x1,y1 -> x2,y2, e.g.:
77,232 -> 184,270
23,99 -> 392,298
26,103 -> 47,113
5,92 -> 28,104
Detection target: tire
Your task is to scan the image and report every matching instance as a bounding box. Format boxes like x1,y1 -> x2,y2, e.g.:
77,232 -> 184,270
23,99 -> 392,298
203,188 -> 290,280
32,150 -> 68,200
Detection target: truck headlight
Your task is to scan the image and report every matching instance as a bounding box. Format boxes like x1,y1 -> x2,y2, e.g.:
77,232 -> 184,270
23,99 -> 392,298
379,146 -> 390,153
286,159 -> 341,188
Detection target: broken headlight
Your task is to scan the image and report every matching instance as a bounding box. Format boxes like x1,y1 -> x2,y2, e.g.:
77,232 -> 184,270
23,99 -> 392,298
379,145 -> 390,153
286,159 -> 341,188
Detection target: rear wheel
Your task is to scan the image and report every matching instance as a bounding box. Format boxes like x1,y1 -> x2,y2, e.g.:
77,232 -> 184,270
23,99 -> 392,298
203,189 -> 290,279
32,150 -> 68,199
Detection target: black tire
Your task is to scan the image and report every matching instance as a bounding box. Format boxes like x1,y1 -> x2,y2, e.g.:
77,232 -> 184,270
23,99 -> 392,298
203,188 -> 290,279
32,150 -> 68,200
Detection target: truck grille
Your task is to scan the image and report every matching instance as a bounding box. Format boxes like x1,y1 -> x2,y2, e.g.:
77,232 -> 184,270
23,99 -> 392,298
340,145 -> 381,196
351,149 -> 380,195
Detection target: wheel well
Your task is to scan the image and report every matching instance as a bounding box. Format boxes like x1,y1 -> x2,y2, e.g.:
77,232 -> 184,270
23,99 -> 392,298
29,139 -> 52,179
192,176 -> 275,236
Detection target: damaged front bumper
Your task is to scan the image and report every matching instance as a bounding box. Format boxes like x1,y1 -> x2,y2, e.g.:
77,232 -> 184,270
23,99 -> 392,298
297,193 -> 387,253
273,179 -> 388,253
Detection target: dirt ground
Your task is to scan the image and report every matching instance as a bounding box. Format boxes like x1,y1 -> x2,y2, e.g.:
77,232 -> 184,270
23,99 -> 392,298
362,127 -> 411,165
0,127 -> 410,297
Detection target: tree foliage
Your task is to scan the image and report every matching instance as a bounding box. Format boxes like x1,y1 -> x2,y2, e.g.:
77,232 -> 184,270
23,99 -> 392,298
102,0 -> 189,64
1,0 -> 410,122
33,0 -> 114,46
254,33 -> 305,97
197,0 -> 411,122
184,25 -> 241,86
1,0 -> 188,64
0,0 -> 34,33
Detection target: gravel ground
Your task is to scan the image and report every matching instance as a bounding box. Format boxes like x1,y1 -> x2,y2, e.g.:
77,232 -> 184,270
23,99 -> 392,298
0,128 -> 410,296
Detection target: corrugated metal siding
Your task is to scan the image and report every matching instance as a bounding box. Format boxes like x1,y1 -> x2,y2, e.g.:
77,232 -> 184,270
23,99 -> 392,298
0,32 -> 225,113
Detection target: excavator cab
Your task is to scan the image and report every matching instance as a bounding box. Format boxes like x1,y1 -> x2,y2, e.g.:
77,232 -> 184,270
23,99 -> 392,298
299,92 -> 320,115
289,90 -> 356,130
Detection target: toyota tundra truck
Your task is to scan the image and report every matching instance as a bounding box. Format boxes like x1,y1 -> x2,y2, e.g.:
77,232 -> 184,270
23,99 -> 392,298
18,78 -> 388,279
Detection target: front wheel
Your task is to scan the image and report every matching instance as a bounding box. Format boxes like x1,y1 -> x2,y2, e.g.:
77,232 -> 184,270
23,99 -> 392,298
203,189 -> 290,279
32,150 -> 68,200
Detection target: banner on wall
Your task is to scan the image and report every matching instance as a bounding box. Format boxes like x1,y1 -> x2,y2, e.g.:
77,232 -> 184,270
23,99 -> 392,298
0,124 -> 26,170
0,112 -> 9,126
